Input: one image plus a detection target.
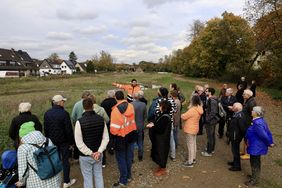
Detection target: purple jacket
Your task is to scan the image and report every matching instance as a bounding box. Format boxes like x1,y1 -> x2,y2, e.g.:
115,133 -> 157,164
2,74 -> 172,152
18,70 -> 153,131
246,117 -> 273,155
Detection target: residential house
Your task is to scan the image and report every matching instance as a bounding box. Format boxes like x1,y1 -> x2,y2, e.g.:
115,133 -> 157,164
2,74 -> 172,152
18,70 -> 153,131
13,49 -> 39,76
0,48 -> 28,78
39,59 -> 61,76
61,60 -> 76,75
75,62 -> 87,72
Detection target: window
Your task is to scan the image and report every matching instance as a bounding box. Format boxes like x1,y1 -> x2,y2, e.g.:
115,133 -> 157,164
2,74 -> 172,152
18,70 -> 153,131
0,60 -> 6,66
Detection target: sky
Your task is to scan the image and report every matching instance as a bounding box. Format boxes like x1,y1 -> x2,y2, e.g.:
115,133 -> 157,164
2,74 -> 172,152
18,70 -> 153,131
0,0 -> 246,64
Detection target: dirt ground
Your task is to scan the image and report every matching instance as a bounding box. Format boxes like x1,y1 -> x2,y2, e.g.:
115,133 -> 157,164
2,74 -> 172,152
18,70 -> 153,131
69,89 -> 282,188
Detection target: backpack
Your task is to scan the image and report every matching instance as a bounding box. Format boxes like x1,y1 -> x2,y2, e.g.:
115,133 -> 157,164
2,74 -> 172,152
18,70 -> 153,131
28,139 -> 63,180
0,150 -> 17,188
218,101 -> 226,118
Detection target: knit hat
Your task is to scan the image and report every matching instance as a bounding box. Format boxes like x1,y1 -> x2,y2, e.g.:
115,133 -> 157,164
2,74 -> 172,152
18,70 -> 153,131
19,121 -> 35,138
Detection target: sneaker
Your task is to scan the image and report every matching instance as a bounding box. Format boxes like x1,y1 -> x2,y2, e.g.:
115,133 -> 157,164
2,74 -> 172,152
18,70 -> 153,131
201,151 -> 212,157
63,179 -> 76,188
127,178 -> 133,183
170,156 -> 176,162
102,165 -> 106,168
112,182 -> 127,188
204,148 -> 215,154
240,154 -> 250,160
183,162 -> 194,168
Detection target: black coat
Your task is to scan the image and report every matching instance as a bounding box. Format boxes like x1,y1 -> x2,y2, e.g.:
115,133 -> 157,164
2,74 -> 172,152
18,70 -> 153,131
9,112 -> 42,148
229,111 -> 246,142
44,105 -> 74,146
243,97 -> 257,127
221,95 -> 237,118
235,89 -> 244,105
100,97 -> 117,119
150,113 -> 171,168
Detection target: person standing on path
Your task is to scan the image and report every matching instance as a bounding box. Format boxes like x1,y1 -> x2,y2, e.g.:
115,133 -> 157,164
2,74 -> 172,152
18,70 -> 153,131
110,91 -> 137,187
74,98 -> 109,188
181,95 -> 203,167
112,79 -> 141,102
44,95 -> 76,188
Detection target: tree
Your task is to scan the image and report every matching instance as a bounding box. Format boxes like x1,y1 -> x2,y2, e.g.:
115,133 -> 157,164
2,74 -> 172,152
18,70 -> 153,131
187,19 -> 205,41
69,51 -> 78,63
48,53 -> 61,63
85,60 -> 94,73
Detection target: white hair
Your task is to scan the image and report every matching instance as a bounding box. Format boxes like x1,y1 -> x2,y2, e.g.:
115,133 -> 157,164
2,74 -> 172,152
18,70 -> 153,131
226,88 -> 233,94
253,106 -> 264,117
18,102 -> 32,113
107,90 -> 115,98
244,89 -> 253,97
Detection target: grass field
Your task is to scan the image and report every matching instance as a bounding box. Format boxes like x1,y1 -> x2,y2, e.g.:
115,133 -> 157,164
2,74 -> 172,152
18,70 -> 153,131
0,72 -> 196,151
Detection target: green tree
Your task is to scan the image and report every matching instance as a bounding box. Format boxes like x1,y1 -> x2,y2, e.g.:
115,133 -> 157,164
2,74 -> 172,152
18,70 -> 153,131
85,60 -> 94,73
48,53 -> 61,63
69,51 -> 78,63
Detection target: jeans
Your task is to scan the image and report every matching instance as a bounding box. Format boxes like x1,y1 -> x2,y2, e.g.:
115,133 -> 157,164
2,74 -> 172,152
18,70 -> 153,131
250,155 -> 261,183
186,133 -> 197,164
137,130 -> 144,158
173,127 -> 179,147
57,143 -> 71,183
205,124 -> 216,154
79,155 -> 104,188
170,129 -> 176,158
231,141 -> 241,168
218,117 -> 226,137
115,143 -> 134,185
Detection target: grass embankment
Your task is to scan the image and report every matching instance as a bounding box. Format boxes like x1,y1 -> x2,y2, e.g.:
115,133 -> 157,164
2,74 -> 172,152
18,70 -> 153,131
0,73 -> 195,151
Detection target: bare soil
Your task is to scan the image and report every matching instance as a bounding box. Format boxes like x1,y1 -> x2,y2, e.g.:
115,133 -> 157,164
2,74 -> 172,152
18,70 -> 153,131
69,82 -> 282,188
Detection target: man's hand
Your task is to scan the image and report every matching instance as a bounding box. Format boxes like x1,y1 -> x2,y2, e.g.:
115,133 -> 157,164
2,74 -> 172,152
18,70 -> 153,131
92,152 -> 101,161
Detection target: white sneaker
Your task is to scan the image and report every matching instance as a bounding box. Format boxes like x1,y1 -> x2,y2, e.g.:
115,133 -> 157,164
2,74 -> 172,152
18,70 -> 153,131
63,179 -> 76,188
201,151 -> 212,157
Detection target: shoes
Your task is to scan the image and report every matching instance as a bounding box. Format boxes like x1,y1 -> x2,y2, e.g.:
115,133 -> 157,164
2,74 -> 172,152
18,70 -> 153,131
227,161 -> 234,166
240,154 -> 250,160
112,182 -> 127,188
138,156 -> 143,162
204,148 -> 215,154
244,180 -> 258,186
228,167 -> 241,171
63,179 -> 76,188
127,178 -> 133,183
102,165 -> 106,168
201,151 -> 212,157
183,161 -> 194,168
170,156 -> 176,162
153,168 -> 167,177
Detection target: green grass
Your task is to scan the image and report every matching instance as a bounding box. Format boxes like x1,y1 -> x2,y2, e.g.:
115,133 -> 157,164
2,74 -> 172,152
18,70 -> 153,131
261,87 -> 282,100
0,72 -> 197,151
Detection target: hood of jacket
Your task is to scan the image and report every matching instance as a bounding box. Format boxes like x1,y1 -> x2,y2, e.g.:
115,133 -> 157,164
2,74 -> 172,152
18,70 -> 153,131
115,100 -> 134,117
21,131 -> 46,145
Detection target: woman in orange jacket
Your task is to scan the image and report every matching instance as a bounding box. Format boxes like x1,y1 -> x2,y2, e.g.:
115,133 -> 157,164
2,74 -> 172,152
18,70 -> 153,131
181,95 -> 203,167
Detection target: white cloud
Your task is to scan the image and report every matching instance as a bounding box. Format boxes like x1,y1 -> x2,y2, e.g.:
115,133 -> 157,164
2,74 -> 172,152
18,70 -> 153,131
56,9 -> 98,20
46,32 -> 72,40
102,34 -> 119,41
77,25 -> 107,35
142,0 -> 194,8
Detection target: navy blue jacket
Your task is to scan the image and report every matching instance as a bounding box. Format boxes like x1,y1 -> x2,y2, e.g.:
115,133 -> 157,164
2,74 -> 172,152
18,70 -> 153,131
44,105 -> 74,146
246,117 -> 273,155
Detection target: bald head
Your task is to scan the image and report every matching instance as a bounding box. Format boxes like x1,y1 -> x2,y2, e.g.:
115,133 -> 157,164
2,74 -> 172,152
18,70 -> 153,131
232,102 -> 243,112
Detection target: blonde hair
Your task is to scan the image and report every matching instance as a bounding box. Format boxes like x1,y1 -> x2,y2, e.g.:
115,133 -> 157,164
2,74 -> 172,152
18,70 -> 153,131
18,102 -> 32,113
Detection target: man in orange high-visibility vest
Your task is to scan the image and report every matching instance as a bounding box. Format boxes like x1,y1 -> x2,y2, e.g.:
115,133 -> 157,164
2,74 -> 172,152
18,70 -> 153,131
110,90 -> 137,187
112,79 -> 141,102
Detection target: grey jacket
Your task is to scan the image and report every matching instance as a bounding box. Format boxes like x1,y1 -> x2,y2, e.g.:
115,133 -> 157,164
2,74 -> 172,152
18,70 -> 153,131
205,97 -> 219,125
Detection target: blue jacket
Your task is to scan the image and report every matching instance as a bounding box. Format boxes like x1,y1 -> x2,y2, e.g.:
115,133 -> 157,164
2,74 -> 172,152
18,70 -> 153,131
246,117 -> 273,156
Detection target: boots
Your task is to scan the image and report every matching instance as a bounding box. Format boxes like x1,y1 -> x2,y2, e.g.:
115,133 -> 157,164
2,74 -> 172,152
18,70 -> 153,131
153,168 -> 167,177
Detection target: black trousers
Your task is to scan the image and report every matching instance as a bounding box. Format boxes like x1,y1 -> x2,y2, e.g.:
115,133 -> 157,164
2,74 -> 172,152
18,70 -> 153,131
250,155 -> 261,183
231,141 -> 241,168
218,117 -> 225,137
205,124 -> 216,153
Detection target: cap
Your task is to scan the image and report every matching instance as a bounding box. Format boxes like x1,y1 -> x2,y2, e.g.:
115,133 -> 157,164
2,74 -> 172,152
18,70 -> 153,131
19,121 -> 35,138
52,95 -> 67,103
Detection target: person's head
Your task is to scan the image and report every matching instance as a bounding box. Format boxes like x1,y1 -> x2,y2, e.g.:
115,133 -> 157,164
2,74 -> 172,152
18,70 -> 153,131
115,90 -> 125,100
107,90 -> 115,98
138,90 -> 144,98
18,102 -> 32,113
52,95 -> 67,107
225,88 -> 233,96
241,77 -> 245,81
252,106 -> 264,118
81,91 -> 91,99
252,80 -> 256,84
83,98 -> 94,111
204,84 -> 209,90
238,84 -> 243,90
170,83 -> 178,91
206,88 -> 215,97
158,87 -> 169,98
232,102 -> 243,112
170,90 -> 178,98
88,94 -> 96,104
223,84 -> 227,89
133,92 -> 140,100
131,79 -> 137,87
19,121 -> 35,138
159,100 -> 171,114
190,95 -> 202,107
243,89 -> 253,100
197,86 -> 204,95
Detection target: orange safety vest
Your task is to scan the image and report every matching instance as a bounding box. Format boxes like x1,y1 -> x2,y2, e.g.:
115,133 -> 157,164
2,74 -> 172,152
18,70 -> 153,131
110,100 -> 137,137
115,84 -> 141,98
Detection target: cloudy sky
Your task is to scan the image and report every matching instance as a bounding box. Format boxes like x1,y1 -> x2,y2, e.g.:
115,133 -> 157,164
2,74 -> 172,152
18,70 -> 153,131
0,0 -> 246,63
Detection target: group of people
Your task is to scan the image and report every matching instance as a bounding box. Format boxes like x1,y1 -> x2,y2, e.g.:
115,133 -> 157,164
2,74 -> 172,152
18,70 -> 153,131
5,77 -> 274,188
